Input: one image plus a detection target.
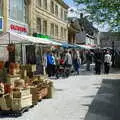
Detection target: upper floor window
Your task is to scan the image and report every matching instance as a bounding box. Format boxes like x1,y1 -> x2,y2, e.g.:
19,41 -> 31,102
43,20 -> 47,35
43,0 -> 47,9
55,4 -> 58,16
37,0 -> 41,7
55,25 -> 58,37
50,23 -> 54,36
64,29 -> 67,39
9,0 -> 26,23
64,11 -> 67,21
50,1 -> 54,14
61,27 -> 63,38
61,8 -> 63,20
0,0 -> 2,16
37,17 -> 41,33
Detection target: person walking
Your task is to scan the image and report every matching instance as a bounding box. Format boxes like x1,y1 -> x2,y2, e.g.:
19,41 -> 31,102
104,51 -> 112,74
64,50 -> 72,77
94,48 -> 102,74
46,51 -> 54,77
73,50 -> 81,75
86,50 -> 92,71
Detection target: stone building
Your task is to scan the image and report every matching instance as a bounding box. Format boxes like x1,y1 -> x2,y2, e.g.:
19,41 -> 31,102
1,0 -> 29,34
28,0 -> 69,42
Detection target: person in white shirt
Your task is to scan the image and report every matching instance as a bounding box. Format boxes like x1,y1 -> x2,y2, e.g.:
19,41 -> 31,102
104,50 -> 112,74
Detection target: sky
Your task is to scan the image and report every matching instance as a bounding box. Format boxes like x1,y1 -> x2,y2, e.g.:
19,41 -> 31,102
64,0 -> 76,7
64,0 -> 110,32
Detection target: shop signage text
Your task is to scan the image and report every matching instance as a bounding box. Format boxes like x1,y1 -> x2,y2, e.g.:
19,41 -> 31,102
10,24 -> 27,32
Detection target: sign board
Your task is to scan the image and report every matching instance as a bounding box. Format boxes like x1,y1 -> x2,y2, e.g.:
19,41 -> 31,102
33,33 -> 51,39
9,19 -> 28,34
0,17 -> 3,32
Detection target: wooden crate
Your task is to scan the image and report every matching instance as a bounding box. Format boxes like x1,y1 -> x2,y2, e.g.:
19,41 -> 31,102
7,75 -> 21,86
30,86 -> 42,105
12,88 -> 30,98
11,94 -> 32,111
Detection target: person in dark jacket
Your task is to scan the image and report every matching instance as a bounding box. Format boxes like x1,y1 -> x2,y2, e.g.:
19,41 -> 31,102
94,48 -> 103,74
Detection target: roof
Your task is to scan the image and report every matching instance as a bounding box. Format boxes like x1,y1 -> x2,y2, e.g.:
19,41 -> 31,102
55,0 -> 69,9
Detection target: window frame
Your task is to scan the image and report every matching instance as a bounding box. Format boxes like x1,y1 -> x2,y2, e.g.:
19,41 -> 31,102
37,17 -> 41,33
43,20 -> 47,35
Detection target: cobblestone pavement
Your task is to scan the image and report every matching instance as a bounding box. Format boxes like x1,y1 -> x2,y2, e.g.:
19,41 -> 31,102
1,67 -> 120,120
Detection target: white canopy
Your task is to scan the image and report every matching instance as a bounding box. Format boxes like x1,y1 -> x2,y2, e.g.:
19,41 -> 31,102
0,32 -> 62,46
77,44 -> 93,49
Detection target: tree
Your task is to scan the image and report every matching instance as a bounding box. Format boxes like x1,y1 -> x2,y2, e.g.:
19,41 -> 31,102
74,0 -> 120,31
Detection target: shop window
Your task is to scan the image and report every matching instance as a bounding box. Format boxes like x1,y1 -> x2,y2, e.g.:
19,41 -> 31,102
50,1 -> 54,14
55,4 -> 58,16
55,25 -> 58,37
0,0 -> 2,16
43,20 -> 47,35
50,23 -> 54,36
37,18 -> 41,33
43,0 -> 47,9
9,0 -> 26,22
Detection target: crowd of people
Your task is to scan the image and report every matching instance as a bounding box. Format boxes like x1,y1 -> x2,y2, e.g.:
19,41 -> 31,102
42,48 -> 112,78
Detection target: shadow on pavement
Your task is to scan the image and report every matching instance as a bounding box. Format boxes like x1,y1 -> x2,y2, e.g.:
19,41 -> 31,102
84,79 -> 120,120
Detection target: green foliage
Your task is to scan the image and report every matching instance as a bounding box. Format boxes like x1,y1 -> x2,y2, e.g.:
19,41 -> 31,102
74,0 -> 120,31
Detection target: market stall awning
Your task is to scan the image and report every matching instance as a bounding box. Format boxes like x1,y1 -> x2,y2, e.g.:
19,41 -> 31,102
0,32 -> 62,46
0,32 -> 29,45
77,44 -> 94,49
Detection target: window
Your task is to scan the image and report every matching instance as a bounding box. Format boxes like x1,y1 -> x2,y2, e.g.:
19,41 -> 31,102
64,11 -> 67,21
55,25 -> 58,37
43,0 -> 47,9
37,18 -> 41,33
61,8 -> 63,19
50,23 -> 54,36
61,27 -> 63,38
0,0 -> 2,16
64,29 -> 67,39
55,4 -> 58,16
37,0 -> 41,7
9,0 -> 26,22
43,20 -> 47,35
50,1 -> 54,14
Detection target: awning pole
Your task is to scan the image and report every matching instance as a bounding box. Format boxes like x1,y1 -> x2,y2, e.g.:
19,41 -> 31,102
8,32 -> 10,44
21,43 -> 23,64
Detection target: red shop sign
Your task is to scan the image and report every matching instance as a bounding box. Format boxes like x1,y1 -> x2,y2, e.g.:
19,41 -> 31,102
10,24 -> 27,32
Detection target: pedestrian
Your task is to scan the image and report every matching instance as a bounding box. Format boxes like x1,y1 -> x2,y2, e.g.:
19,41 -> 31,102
73,50 -> 81,75
104,50 -> 112,74
64,50 -> 72,77
46,51 -> 54,77
86,50 -> 92,71
94,48 -> 102,74
51,51 -> 56,76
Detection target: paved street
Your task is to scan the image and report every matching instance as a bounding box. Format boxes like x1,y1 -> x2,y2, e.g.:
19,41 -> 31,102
1,68 -> 120,120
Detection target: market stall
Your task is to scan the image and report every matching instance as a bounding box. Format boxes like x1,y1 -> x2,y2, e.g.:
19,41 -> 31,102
0,32 -> 55,116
